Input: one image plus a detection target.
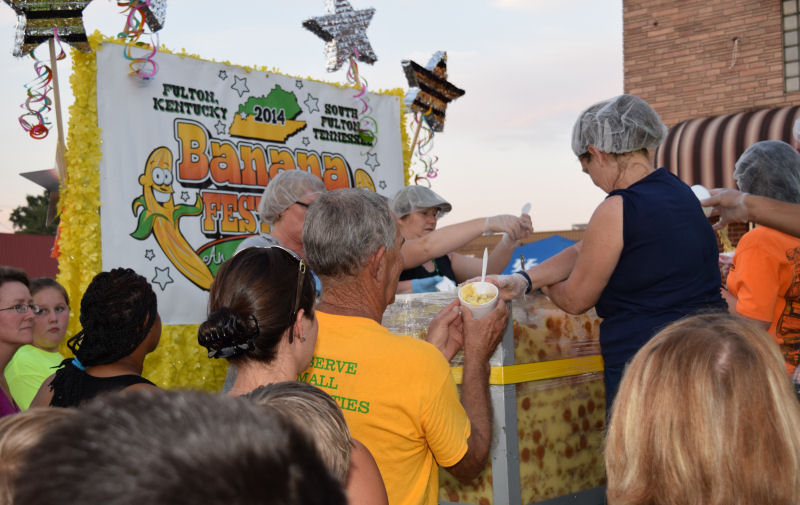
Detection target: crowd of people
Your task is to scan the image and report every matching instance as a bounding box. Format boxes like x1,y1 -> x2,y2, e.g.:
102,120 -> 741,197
2,93 -> 800,505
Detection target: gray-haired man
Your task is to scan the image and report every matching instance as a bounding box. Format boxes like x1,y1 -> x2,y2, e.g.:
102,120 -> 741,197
301,188 -> 507,505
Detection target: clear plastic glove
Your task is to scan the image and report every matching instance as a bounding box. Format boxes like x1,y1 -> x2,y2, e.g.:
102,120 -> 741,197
412,275 -> 444,293
486,214 -> 533,241
702,189 -> 748,230
481,273 -> 528,301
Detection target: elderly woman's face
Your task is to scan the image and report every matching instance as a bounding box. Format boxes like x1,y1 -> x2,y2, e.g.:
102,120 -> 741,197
0,281 -> 35,347
398,207 -> 438,240
580,150 -> 623,193
277,192 -> 321,234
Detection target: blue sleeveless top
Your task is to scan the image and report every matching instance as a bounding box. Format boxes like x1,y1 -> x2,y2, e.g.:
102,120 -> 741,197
399,254 -> 458,283
596,168 -> 726,366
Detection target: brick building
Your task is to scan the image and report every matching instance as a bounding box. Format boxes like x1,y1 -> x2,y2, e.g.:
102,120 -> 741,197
623,0 -> 800,245
624,0 -> 799,125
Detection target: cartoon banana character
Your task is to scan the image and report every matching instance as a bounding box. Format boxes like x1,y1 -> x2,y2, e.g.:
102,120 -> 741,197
131,146 -> 214,290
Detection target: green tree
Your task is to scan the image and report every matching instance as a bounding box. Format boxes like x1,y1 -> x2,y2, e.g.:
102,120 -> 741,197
9,191 -> 58,235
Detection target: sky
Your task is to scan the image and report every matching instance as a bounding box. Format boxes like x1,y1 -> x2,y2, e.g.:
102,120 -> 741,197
0,0 -> 623,233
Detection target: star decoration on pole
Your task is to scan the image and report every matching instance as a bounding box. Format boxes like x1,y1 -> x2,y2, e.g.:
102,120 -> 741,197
140,0 -> 167,32
19,167 -> 59,224
302,0 -> 377,72
402,51 -> 465,132
2,0 -> 92,57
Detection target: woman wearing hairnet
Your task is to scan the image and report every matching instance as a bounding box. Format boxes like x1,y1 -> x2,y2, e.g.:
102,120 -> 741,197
236,171 -> 326,258
489,94 -> 726,411
722,140 -> 800,375
237,170 -> 532,273
390,186 -> 531,293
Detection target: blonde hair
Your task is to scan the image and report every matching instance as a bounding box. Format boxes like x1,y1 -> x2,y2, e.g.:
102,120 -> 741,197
0,408 -> 74,504
246,382 -> 351,483
606,313 -> 800,505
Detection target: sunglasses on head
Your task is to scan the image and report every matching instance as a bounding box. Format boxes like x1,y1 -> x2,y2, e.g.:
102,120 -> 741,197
236,245 -> 307,343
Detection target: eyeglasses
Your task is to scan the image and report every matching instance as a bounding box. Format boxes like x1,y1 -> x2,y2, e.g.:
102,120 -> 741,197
294,201 -> 311,209
0,303 -> 40,315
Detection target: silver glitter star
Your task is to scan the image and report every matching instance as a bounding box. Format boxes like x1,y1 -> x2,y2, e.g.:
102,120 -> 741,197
214,120 -> 226,135
218,70 -> 228,80
302,0 -> 377,72
140,0 -> 167,32
144,249 -> 155,261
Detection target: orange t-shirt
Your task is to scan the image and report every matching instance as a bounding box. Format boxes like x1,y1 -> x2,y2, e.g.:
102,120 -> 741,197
727,226 -> 800,371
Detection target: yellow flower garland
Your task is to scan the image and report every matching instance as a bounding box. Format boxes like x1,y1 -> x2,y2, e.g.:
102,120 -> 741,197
57,33 -> 411,391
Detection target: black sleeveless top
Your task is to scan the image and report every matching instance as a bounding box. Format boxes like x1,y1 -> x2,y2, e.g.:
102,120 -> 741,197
50,372 -> 156,408
399,254 -> 458,282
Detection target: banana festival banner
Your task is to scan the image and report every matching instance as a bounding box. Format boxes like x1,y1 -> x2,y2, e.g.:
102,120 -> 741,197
95,42 -> 406,325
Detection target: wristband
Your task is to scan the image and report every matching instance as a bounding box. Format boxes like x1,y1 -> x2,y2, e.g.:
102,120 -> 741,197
516,271 -> 533,294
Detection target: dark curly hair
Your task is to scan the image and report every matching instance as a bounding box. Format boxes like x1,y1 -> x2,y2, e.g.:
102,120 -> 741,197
198,247 -> 315,364
49,268 -> 158,407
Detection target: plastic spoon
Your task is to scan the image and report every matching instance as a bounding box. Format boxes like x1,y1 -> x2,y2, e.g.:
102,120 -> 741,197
480,247 -> 488,284
521,202 -> 531,215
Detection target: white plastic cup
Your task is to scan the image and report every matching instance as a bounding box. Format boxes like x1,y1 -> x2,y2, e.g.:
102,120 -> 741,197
458,282 -> 499,320
719,251 -> 735,281
691,184 -> 712,217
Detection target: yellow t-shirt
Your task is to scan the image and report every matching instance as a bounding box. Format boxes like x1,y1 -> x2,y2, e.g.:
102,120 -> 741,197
300,311 -> 470,505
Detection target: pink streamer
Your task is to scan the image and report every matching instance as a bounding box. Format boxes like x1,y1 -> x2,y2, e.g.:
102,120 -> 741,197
411,111 -> 439,182
18,27 -> 66,139
117,0 -> 159,79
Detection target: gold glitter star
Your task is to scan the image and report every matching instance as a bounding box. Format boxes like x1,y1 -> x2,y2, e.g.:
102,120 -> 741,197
402,51 -> 465,132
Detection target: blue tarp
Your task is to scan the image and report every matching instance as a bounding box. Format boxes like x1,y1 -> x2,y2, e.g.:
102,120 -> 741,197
501,235 -> 576,274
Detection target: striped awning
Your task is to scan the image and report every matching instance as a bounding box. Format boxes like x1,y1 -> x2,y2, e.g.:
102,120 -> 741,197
655,106 -> 800,189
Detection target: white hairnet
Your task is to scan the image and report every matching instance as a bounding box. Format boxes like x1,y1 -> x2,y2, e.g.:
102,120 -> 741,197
734,140 -> 800,204
389,186 -> 452,219
571,94 -> 667,156
258,171 -> 327,224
